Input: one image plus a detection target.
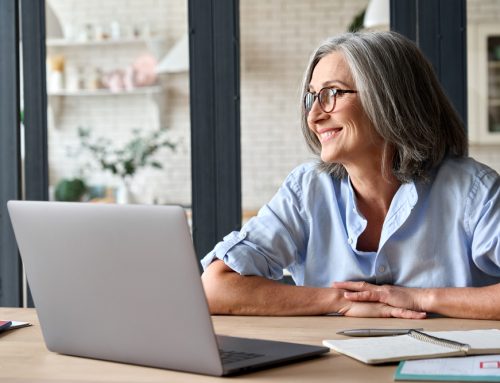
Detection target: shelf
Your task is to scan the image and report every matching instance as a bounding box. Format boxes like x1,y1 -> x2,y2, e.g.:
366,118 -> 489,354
46,36 -> 164,48
48,85 -> 166,128
48,86 -> 162,97
489,99 -> 500,107
45,33 -> 168,131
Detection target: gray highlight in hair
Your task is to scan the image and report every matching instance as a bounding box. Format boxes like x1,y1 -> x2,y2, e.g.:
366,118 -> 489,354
300,31 -> 467,182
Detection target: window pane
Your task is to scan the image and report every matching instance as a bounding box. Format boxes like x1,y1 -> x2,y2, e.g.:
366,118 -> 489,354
45,0 -> 191,207
467,0 -> 500,172
240,0 -> 374,223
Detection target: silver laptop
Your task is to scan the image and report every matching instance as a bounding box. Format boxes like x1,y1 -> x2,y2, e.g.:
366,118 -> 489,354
7,201 -> 328,376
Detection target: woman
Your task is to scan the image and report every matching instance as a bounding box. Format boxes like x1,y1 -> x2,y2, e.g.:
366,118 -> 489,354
201,31 -> 500,319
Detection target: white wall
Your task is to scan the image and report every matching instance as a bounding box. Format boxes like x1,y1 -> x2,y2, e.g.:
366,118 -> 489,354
240,0 -> 370,210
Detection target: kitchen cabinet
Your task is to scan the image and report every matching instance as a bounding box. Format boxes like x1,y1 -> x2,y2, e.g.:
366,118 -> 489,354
468,23 -> 500,144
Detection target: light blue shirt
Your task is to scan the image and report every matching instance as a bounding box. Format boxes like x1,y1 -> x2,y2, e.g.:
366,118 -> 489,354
201,157 -> 500,288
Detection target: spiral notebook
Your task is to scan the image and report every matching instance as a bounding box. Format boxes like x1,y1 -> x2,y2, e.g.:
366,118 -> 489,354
323,329 -> 500,364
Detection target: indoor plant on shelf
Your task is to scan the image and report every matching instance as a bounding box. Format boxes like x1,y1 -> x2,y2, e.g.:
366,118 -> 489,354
74,126 -> 176,203
54,177 -> 88,202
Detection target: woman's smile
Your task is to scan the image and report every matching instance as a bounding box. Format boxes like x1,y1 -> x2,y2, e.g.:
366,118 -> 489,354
317,127 -> 343,143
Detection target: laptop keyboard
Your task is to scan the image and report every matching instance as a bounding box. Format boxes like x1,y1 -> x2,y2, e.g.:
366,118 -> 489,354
219,349 -> 264,364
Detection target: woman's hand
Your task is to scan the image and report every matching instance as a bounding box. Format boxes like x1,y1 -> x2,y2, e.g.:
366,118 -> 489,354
334,281 -> 500,320
336,298 -> 426,319
333,281 -> 427,315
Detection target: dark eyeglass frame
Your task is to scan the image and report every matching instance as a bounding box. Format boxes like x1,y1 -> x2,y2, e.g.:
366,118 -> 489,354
304,87 -> 358,113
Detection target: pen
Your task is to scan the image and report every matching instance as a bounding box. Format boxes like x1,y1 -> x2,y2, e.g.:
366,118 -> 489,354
337,328 -> 424,337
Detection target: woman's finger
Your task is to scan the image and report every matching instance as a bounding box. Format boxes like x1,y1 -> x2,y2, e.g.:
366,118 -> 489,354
390,307 -> 427,319
343,290 -> 381,301
332,281 -> 376,291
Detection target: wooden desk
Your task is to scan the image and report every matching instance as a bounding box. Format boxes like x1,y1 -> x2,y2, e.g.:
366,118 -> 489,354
1,307 -> 499,382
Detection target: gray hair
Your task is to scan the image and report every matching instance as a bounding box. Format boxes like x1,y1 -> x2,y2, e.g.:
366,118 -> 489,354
300,31 -> 467,182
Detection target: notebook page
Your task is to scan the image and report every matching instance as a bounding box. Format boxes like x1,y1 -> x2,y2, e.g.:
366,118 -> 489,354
426,330 -> 500,351
323,335 -> 460,364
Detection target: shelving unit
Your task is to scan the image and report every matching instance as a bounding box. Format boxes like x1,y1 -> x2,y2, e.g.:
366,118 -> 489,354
48,85 -> 162,97
46,36 -> 164,47
488,58 -> 500,133
46,36 -> 165,58
47,85 -> 165,126
46,37 -> 166,127
468,23 -> 500,144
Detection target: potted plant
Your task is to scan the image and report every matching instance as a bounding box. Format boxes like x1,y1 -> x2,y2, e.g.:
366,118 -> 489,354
72,126 -> 176,203
54,178 -> 88,202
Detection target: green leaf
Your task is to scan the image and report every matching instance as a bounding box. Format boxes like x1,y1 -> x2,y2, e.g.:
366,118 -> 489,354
54,178 -> 87,201
348,8 -> 366,32
150,161 -> 162,169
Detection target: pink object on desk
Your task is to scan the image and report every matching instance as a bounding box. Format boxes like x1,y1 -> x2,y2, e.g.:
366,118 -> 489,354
0,321 -> 12,331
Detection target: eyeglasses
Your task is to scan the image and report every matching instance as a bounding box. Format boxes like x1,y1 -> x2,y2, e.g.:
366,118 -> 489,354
304,87 -> 357,113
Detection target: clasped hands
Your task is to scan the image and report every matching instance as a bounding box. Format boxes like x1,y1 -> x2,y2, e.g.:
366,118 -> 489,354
332,281 -> 428,319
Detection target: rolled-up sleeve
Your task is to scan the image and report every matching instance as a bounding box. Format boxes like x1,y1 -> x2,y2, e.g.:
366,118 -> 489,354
200,166 -> 310,280
468,169 -> 500,276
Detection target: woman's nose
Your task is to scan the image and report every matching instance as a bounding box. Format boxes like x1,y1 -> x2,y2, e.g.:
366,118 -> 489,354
307,100 -> 329,124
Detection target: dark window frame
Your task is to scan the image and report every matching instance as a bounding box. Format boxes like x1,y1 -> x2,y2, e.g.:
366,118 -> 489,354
391,0 -> 467,129
21,0 -> 50,308
188,0 -> 241,262
0,0 -> 22,307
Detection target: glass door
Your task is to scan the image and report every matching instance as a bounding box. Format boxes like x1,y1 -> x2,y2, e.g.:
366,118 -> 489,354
45,0 -> 191,209
239,0 -> 385,224
467,0 -> 500,172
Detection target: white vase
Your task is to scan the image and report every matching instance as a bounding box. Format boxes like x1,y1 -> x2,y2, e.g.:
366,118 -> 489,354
116,180 -> 135,204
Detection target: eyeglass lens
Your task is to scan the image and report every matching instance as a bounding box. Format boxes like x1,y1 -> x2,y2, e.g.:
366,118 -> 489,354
304,88 -> 336,113
319,88 -> 335,112
304,93 -> 314,111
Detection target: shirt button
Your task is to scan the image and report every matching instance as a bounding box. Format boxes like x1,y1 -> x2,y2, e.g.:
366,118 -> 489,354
348,238 -> 353,245
378,265 -> 386,273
